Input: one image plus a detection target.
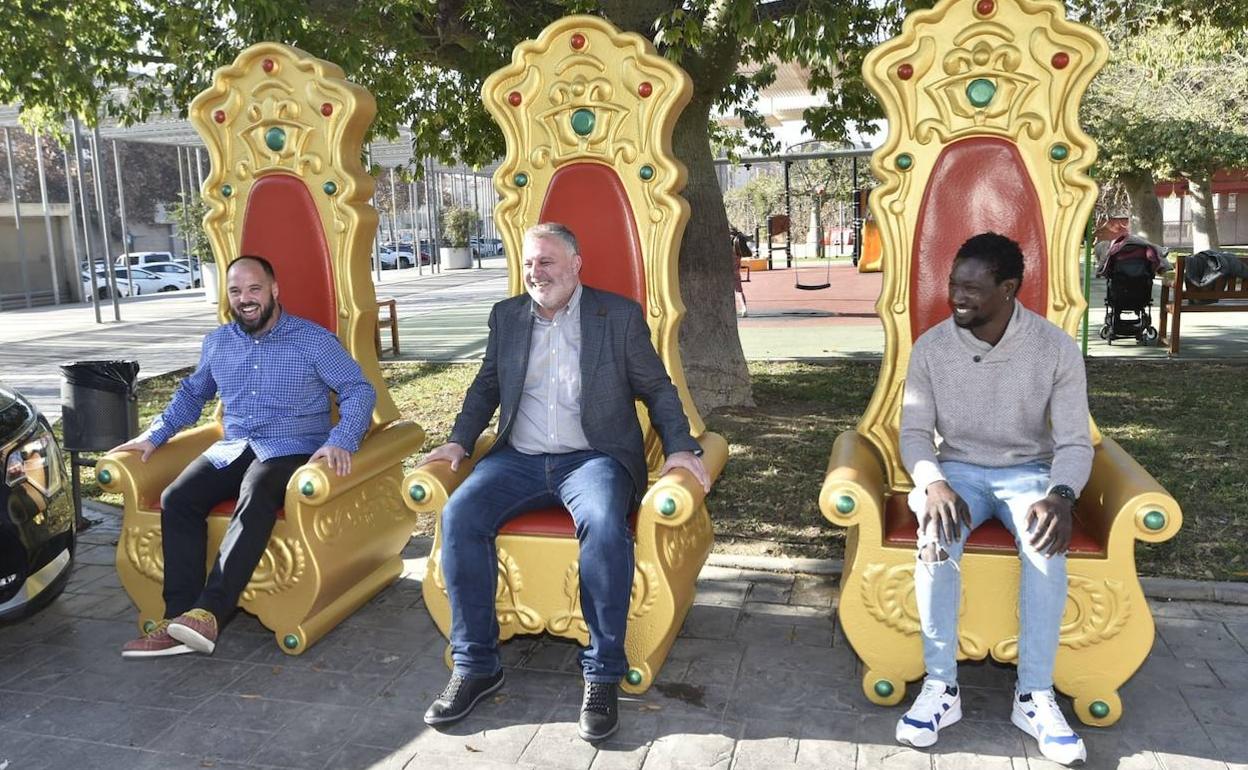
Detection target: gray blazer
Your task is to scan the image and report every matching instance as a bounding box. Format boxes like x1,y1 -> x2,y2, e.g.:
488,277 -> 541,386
449,285 -> 700,497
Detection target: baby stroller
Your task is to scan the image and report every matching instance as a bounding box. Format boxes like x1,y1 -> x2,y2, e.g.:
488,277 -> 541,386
1097,234 -> 1163,345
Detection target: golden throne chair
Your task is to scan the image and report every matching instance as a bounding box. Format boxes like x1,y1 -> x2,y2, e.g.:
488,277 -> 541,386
97,43 -> 426,655
817,0 -> 1182,727
401,15 -> 729,694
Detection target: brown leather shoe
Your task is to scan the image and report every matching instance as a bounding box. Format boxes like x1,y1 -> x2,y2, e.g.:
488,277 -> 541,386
121,620 -> 193,659
167,609 -> 219,654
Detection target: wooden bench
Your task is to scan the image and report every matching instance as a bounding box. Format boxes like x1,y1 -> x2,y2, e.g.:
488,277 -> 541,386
374,296 -> 398,357
1158,253 -> 1248,355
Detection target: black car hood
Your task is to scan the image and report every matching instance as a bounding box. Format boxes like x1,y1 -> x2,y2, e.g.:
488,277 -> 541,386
0,382 -> 38,446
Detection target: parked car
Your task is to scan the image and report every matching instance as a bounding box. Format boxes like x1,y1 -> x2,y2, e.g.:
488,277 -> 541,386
115,251 -> 178,268
81,266 -> 180,299
138,261 -> 199,289
380,243 -> 432,266
471,237 -> 504,256
81,268 -> 130,300
0,383 -> 75,622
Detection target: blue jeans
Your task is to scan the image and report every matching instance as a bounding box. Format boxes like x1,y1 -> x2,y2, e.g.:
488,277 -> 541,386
907,461 -> 1067,693
439,445 -> 636,683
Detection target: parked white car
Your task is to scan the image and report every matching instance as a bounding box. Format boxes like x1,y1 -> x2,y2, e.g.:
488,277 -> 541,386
115,251 -> 178,268
81,266 -> 180,300
138,261 -> 198,290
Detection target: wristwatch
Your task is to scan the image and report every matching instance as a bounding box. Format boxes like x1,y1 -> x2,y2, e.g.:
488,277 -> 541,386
1048,484 -> 1078,505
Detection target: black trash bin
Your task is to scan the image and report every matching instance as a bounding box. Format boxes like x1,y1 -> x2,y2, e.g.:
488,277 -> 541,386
59,360 -> 140,451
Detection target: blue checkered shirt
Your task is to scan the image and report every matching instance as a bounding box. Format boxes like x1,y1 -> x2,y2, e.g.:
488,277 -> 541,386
144,310 -> 376,468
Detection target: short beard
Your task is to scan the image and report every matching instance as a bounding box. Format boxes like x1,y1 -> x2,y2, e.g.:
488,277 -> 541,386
232,298 -> 276,335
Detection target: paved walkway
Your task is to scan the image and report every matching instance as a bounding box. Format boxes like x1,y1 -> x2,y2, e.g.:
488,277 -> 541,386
1,512 -> 1246,769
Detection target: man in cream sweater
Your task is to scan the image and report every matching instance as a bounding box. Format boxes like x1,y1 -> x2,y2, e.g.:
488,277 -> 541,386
895,232 -> 1093,766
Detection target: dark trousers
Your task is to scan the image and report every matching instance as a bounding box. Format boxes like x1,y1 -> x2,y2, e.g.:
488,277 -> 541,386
160,447 -> 309,622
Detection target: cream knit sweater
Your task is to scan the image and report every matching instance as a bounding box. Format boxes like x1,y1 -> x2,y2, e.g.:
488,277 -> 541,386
899,301 -> 1093,495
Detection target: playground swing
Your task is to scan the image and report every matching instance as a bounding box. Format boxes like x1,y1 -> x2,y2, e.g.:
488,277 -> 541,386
794,261 -> 832,291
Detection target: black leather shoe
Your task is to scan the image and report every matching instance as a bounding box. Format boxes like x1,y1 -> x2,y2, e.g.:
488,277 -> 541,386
577,681 -> 619,742
423,670 -> 505,726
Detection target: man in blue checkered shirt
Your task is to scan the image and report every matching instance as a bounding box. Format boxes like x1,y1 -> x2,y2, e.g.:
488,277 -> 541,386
111,255 -> 376,659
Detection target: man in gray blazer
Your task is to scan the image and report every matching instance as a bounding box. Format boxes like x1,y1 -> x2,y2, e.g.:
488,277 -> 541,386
419,222 -> 709,742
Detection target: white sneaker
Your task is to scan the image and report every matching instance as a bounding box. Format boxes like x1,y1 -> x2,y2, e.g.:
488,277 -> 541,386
1012,689 -> 1087,766
896,679 -> 962,748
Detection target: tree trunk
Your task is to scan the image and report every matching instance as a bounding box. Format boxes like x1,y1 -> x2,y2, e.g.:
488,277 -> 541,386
1186,175 -> 1220,252
1123,173 -> 1164,245
673,99 -> 754,412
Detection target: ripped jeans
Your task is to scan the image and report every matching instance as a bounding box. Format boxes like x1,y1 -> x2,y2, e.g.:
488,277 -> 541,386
907,461 -> 1067,693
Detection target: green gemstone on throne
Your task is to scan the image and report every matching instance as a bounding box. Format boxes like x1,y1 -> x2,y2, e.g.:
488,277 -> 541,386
283,634 -> 300,650
1089,700 -> 1111,719
1143,510 -> 1166,531
836,495 -> 855,514
1050,143 -> 1070,161
659,497 -> 677,516
264,126 -> 286,151
410,484 -> 427,502
626,668 -> 643,686
301,480 -> 314,497
639,165 -> 655,181
873,679 -> 895,698
966,78 -> 996,108
98,468 -> 112,484
570,108 -> 596,137
322,181 -> 338,196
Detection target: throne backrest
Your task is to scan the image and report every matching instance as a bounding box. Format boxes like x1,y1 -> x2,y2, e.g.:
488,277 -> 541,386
859,0 -> 1107,488
482,16 -> 700,465
189,42 -> 398,427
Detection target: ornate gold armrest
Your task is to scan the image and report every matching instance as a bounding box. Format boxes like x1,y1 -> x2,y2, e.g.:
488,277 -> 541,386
290,420 -> 426,505
96,424 -> 222,503
638,431 -> 729,528
402,434 -> 497,514
1077,436 -> 1182,550
819,430 -> 889,535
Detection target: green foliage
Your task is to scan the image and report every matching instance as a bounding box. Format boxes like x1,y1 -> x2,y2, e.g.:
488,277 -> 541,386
168,192 -> 213,262
1084,21 -> 1248,182
441,205 -> 479,248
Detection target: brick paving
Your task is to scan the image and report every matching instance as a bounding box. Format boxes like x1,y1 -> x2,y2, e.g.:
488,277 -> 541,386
1,509 -> 1246,769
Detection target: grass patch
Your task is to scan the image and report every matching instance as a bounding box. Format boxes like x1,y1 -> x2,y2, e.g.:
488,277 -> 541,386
76,359 -> 1246,581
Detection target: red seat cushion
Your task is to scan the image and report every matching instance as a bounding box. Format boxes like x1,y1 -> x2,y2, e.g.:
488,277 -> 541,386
500,505 -> 638,537
141,495 -> 285,520
882,494 -> 1102,555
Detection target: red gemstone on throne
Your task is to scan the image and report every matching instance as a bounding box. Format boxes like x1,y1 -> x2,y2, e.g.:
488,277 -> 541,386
975,0 -> 995,15
508,91 -> 522,106
897,63 -> 914,80
320,102 -> 333,116
638,82 -> 653,97
570,33 -> 586,50
213,110 -> 226,124
1052,52 -> 1070,69
262,58 -> 275,73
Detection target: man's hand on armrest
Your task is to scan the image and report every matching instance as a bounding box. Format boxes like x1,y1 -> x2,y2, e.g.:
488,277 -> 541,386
110,438 -> 157,463
660,450 -> 710,493
417,442 -> 468,472
310,444 -> 353,477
